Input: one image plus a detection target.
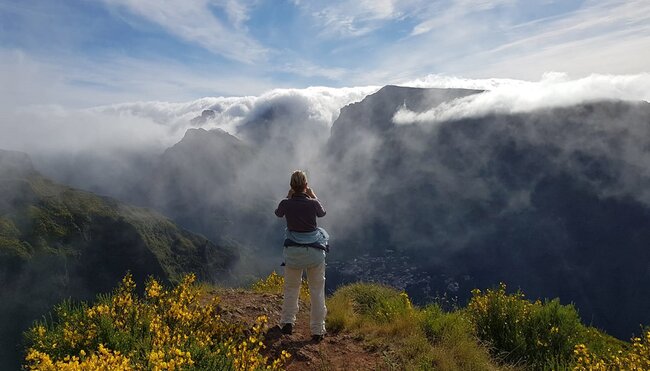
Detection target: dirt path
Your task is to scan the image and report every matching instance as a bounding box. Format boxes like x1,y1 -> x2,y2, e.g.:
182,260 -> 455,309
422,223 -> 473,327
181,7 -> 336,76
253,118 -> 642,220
207,288 -> 386,370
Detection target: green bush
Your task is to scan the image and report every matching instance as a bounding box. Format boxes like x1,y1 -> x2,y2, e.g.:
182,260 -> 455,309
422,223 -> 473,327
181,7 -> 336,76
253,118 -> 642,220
420,305 -> 473,345
419,305 -> 499,370
467,283 -> 591,369
326,283 -> 413,330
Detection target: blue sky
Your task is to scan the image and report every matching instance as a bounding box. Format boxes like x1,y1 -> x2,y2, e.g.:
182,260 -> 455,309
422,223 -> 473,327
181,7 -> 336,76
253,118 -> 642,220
1,0 -> 650,107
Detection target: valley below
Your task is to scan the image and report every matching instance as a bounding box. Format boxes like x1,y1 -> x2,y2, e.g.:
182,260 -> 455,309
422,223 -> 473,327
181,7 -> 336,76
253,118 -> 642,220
3,84 -> 650,368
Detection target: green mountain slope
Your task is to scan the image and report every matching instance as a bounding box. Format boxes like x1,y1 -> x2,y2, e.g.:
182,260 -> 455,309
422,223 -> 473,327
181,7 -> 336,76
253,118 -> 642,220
0,149 -> 237,368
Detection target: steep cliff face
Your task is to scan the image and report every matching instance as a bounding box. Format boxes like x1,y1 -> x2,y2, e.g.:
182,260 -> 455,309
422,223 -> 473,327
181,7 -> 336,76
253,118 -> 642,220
328,85 -> 483,164
0,149 -> 237,367
324,89 -> 650,338
139,128 -> 271,246
145,128 -> 254,226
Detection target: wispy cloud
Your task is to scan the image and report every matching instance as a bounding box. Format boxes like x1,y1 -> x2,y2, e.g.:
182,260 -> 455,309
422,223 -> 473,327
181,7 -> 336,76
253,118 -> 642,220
296,0 -> 517,39
410,0 -> 516,36
1,32 -> 378,152
217,0 -> 253,28
488,0 -> 650,56
100,0 -> 266,63
274,58 -> 348,80
471,0 -> 650,78
0,48 -> 276,109
297,0 -> 425,38
356,0 -> 650,84
2,0 -> 648,108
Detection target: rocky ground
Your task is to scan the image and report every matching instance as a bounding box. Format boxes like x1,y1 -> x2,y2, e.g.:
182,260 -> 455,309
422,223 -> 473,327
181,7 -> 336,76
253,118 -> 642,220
207,288 -> 385,370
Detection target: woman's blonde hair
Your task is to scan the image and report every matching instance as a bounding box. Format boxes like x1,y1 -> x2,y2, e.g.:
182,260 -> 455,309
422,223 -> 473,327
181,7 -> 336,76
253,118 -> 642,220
290,170 -> 308,192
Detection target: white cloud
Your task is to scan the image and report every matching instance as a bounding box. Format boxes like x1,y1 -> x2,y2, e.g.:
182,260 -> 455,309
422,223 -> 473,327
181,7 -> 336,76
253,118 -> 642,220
96,85 -> 379,136
5,48 -> 648,157
473,3 -> 650,79
298,0 -> 516,39
479,0 -> 650,60
216,0 -> 253,28
411,0 -> 516,36
1,106 -> 172,154
359,0 -> 650,85
0,48 -> 276,109
401,74 -> 529,90
297,0 -> 425,38
100,0 -> 265,63
5,0 -> 648,100
394,73 -> 650,124
248,85 -> 379,126
274,59 -> 349,80
0,78 -> 378,154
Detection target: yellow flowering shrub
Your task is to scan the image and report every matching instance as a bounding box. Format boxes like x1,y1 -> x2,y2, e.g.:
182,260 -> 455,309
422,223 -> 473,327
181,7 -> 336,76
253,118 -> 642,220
25,344 -> 132,370
574,329 -> 650,370
251,271 -> 310,301
24,273 -> 290,370
467,283 -> 584,368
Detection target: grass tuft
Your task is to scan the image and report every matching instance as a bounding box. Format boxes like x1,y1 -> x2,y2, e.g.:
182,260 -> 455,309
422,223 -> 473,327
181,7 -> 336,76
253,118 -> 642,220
327,282 -> 499,370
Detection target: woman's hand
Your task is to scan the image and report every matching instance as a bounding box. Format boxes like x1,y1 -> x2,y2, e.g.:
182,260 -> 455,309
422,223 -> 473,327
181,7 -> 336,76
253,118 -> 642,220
305,187 -> 316,199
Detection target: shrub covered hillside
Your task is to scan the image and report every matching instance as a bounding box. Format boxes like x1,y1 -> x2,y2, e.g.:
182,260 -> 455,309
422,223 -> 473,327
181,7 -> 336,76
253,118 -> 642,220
0,150 -> 237,368
24,273 -> 290,370
25,272 -> 650,370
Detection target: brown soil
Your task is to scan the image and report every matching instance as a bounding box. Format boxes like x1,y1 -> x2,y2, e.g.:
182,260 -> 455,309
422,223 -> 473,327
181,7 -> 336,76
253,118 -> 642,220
206,288 -> 386,370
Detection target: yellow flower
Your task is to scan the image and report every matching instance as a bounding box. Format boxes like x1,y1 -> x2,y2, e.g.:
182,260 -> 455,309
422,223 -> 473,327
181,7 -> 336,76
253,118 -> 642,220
25,273 -> 290,371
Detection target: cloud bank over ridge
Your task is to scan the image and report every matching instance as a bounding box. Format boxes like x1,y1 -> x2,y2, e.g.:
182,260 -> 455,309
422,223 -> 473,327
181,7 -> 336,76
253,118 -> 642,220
395,73 -> 650,124
2,73 -> 650,156
0,86 -> 379,154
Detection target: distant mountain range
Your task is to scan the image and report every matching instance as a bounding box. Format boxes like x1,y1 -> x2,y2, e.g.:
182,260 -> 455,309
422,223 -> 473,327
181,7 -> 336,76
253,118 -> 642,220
0,149 -> 237,368
22,85 -> 650,340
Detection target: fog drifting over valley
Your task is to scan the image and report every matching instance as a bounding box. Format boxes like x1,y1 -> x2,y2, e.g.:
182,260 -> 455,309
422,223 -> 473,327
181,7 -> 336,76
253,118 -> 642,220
0,86 -> 378,154
4,72 -> 650,240
3,72 -> 650,340
2,73 -> 648,208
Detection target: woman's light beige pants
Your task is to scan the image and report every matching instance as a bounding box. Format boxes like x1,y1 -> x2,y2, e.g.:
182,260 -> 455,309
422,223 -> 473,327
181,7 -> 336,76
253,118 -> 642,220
280,262 -> 327,335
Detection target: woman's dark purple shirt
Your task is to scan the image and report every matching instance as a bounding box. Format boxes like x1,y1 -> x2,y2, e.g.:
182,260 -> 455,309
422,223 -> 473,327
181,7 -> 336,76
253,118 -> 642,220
274,193 -> 326,232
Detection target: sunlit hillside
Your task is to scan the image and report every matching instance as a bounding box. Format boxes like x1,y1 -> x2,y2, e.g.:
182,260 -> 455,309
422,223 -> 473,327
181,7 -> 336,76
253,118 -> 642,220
23,272 -> 650,370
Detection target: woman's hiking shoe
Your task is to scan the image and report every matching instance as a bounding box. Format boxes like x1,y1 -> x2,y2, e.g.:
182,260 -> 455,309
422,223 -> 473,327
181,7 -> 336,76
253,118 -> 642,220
265,324 -> 292,340
265,325 -> 282,340
281,323 -> 293,335
311,334 -> 325,343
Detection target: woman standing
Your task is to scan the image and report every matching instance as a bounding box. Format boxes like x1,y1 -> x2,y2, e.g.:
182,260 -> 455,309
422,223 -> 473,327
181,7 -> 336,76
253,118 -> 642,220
274,170 -> 329,341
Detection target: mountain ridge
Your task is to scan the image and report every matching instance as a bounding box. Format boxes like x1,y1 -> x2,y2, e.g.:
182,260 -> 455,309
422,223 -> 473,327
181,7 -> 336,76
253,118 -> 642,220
0,149 -> 237,368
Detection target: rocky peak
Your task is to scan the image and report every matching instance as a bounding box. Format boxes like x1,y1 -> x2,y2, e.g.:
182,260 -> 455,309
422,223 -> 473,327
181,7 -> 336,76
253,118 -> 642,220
190,109 -> 217,125
176,128 -> 245,150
